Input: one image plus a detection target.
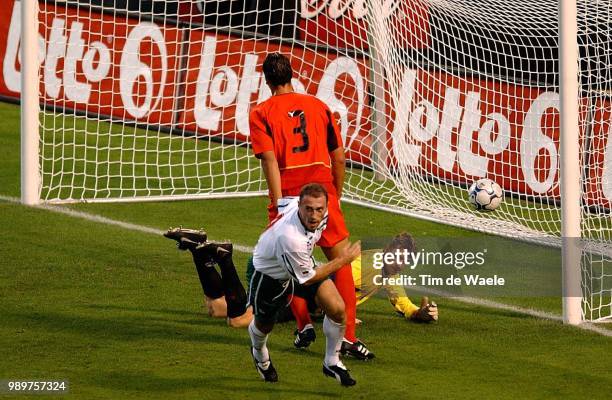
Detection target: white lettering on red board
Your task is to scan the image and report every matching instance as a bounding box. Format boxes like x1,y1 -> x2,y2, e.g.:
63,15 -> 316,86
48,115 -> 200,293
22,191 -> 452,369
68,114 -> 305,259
4,1 -> 168,119
391,69 -> 560,194
300,0 -> 399,20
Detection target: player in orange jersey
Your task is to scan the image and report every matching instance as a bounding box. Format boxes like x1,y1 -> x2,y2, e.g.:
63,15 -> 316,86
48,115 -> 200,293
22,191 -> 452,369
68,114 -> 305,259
248,53 -> 373,360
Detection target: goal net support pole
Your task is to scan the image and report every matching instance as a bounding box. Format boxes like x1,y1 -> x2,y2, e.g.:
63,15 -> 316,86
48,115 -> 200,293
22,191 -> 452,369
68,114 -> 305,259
559,0 -> 582,325
20,0 -> 40,206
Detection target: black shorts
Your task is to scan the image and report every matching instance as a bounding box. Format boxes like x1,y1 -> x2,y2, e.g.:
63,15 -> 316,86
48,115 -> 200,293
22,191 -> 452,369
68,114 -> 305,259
247,270 -> 326,324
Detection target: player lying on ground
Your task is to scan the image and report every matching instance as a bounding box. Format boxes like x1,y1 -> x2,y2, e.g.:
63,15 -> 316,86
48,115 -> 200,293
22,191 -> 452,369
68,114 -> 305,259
248,183 -> 361,386
164,228 -> 253,328
353,233 -> 438,322
249,52 -> 371,360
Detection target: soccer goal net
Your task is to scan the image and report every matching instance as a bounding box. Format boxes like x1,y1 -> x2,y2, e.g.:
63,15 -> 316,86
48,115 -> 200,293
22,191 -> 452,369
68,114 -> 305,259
11,0 -> 611,322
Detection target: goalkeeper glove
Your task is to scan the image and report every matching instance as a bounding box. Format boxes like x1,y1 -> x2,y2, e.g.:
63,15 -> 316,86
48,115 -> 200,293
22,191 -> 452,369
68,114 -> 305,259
409,297 -> 439,323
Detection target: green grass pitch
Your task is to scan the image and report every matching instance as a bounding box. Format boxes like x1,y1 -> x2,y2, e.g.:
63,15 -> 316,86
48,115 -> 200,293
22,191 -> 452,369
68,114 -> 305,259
0,102 -> 611,399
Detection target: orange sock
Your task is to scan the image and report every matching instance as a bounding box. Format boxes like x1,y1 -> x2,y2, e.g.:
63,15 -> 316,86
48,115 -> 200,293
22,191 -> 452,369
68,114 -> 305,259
334,264 -> 357,342
289,294 -> 312,331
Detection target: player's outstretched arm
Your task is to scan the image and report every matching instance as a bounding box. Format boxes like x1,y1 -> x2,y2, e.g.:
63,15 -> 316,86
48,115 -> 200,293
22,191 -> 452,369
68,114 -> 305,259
303,240 -> 361,286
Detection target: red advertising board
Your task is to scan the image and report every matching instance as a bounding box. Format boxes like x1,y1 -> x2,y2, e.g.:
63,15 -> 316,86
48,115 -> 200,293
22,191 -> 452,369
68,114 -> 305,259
0,0 -> 18,97
385,69 -> 590,198
297,0 -> 430,50
585,97 -> 612,207
178,30 -> 372,162
1,0 -> 610,208
0,0 -> 182,125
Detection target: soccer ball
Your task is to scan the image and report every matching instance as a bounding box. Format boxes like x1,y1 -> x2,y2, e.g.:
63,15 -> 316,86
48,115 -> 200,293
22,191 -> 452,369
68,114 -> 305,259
468,178 -> 503,211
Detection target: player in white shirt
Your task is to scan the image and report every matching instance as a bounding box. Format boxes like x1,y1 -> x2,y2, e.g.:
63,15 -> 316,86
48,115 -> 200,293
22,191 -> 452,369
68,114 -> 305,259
247,183 -> 361,386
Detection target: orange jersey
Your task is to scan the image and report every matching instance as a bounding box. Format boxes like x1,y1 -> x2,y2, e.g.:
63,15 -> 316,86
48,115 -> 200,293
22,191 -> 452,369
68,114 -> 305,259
249,92 -> 343,191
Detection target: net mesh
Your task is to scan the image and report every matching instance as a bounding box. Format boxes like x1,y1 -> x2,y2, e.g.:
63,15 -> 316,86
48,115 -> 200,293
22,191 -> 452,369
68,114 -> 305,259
24,0 -> 612,320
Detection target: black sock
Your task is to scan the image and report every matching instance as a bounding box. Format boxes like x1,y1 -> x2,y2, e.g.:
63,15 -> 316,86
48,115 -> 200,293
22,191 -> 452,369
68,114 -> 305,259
216,254 -> 248,318
192,256 -> 224,299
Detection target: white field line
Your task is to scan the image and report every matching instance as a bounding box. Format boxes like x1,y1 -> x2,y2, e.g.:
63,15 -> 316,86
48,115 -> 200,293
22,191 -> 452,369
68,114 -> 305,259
1,195 -> 610,337
0,195 -> 253,254
408,286 -> 612,337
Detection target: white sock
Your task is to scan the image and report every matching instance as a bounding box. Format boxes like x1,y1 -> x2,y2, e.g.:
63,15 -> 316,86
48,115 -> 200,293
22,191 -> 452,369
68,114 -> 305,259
322,315 -> 345,367
248,320 -> 270,366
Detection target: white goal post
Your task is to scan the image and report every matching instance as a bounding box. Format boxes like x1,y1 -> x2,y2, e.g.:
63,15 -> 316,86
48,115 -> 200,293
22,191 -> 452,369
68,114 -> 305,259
559,0 -> 582,325
20,0 -> 40,206
12,0 -> 612,324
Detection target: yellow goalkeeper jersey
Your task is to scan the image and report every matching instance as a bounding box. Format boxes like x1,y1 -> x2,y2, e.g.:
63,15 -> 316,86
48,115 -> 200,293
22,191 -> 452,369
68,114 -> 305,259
352,253 -> 419,318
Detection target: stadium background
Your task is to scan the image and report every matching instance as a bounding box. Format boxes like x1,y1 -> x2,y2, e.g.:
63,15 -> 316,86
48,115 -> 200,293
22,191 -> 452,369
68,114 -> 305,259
2,0 -> 612,205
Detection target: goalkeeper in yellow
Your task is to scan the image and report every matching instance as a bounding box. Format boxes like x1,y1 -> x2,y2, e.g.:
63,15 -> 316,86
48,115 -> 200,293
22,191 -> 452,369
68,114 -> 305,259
354,233 -> 438,322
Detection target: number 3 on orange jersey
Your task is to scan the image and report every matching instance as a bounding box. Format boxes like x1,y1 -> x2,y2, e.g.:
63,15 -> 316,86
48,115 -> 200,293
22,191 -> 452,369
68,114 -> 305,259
288,110 -> 309,153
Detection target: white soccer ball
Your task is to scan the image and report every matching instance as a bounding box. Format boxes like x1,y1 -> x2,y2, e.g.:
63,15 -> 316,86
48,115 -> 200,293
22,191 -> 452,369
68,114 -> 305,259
468,178 -> 503,211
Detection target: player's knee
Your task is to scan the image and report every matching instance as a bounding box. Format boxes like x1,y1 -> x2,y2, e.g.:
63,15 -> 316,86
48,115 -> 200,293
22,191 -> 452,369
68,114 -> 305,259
208,308 -> 225,318
227,308 -> 253,328
327,300 -> 346,324
329,308 -> 345,324
206,296 -> 227,318
254,318 -> 274,334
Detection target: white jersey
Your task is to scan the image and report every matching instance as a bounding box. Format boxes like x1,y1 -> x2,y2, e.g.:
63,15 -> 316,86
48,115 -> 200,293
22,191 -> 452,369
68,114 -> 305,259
252,197 -> 328,284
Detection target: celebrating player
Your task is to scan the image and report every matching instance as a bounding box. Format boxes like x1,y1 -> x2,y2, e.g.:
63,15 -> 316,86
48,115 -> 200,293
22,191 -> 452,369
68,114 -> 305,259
248,183 -> 361,386
164,228 -> 253,328
249,52 -> 372,360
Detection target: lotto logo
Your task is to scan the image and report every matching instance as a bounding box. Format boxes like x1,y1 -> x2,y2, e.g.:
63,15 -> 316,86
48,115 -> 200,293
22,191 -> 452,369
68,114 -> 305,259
1,1 -> 181,124
389,69 -> 565,195
2,0 -> 612,205
178,33 -> 368,147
